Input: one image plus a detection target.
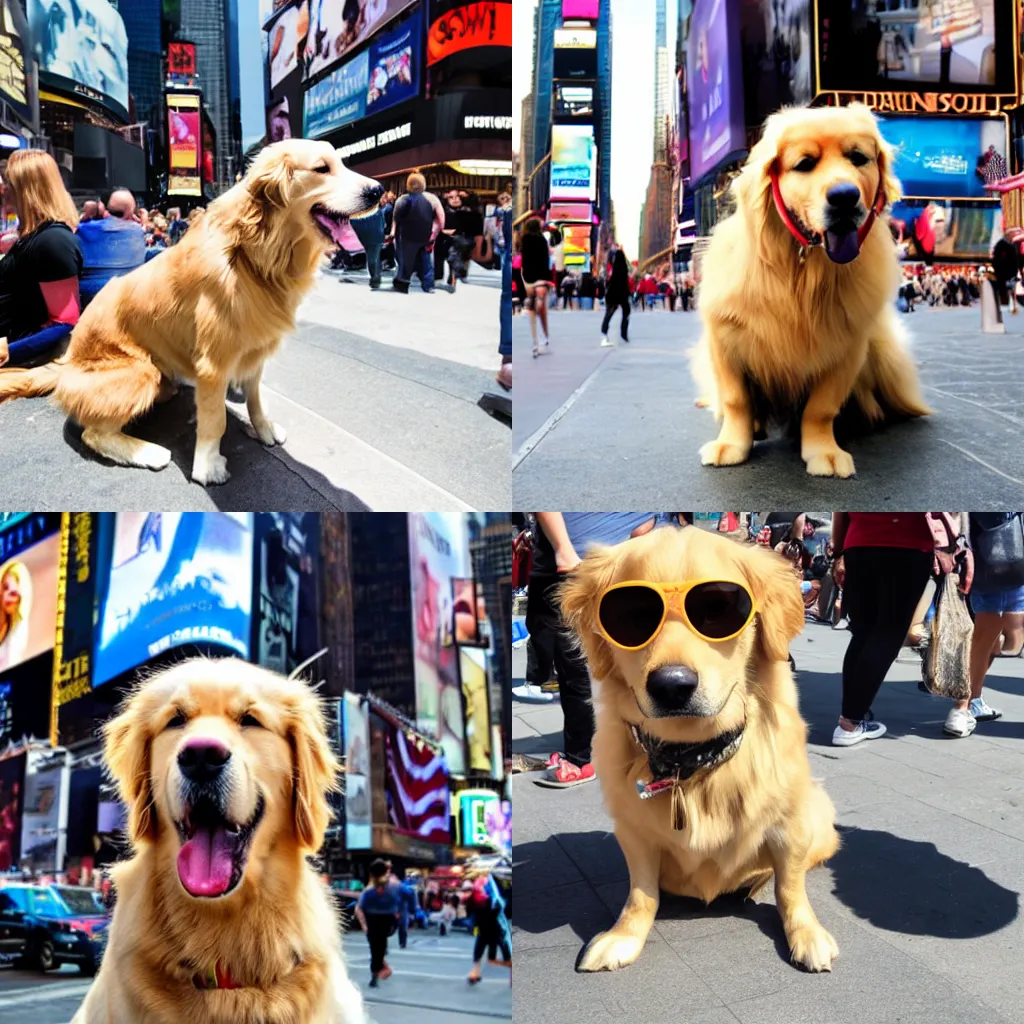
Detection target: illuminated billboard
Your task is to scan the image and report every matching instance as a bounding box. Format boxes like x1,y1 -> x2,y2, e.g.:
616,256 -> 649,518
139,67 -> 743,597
166,93 -> 202,197
427,1 -> 512,67
0,0 -> 30,123
550,124 -> 596,201
878,115 -> 1006,199
267,1 -> 308,89
554,83 -> 594,119
27,0 -> 128,118
548,201 -> 592,222
0,514 -> 59,676
303,0 -> 416,81
554,28 -> 596,48
562,0 -> 598,17
303,50 -> 369,138
815,0 -> 1016,95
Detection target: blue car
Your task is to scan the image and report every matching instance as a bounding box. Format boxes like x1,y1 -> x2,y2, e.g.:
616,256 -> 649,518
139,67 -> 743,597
0,883 -> 109,975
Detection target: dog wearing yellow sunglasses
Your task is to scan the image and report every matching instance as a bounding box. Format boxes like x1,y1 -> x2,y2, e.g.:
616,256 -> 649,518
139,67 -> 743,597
560,525 -> 839,974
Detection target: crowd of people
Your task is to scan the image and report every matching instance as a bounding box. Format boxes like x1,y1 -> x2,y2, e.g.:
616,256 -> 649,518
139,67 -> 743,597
512,511 -> 1024,787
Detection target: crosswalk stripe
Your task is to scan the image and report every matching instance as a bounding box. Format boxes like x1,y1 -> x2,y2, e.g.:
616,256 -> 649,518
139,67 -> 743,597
0,982 -> 92,1007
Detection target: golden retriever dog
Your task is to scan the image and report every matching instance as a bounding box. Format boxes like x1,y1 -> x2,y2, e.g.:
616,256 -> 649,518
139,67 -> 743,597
0,139 -> 382,485
560,526 -> 840,974
692,103 -> 931,478
71,658 -> 365,1024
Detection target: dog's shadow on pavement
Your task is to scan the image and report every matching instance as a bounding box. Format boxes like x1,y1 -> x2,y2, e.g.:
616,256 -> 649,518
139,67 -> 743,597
829,824 -> 1019,938
516,825 -> 1018,965
60,388 -> 372,510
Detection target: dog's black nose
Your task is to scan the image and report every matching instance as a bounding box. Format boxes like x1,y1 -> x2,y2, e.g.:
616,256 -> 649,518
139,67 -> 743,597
826,182 -> 861,210
363,183 -> 385,204
646,665 -> 699,713
178,740 -> 231,785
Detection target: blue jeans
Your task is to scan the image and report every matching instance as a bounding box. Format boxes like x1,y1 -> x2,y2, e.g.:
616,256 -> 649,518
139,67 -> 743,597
499,236 -> 512,357
365,243 -> 382,287
397,239 -> 433,291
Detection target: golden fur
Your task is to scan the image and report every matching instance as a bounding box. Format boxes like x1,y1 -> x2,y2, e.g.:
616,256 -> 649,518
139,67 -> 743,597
71,659 -> 365,1024
560,527 -> 840,973
0,139 -> 380,486
692,103 -> 931,477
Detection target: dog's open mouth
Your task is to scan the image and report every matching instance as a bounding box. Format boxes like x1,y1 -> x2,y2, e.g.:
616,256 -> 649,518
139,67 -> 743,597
311,204 -> 351,246
175,794 -> 264,898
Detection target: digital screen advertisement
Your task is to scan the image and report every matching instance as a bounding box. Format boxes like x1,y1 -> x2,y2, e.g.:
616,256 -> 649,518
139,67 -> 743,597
167,93 -> 202,196
343,693 -> 371,850
427,1 -> 512,67
0,0 -> 30,123
456,789 -> 499,847
167,40 -> 196,80
562,0 -> 598,17
0,513 -> 60,676
408,513 -> 469,775
384,722 -> 450,844
554,28 -> 596,48
816,0 -> 1014,94
20,761 -> 64,872
459,647 -> 492,775
688,0 -> 747,182
554,83 -> 594,119
52,513 -> 96,708
550,124 -> 596,201
878,115 -> 1006,199
303,0 -> 416,81
0,751 -> 25,870
366,15 -> 419,117
267,0 -> 309,89
26,0 -> 129,117
892,199 -> 1003,259
93,513 -> 254,687
548,201 -> 593,222
304,49 -> 369,138
740,0 -> 811,123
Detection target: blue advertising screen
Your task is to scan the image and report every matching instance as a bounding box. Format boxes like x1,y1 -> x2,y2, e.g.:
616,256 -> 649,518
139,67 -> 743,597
366,15 -> 419,118
688,0 -> 746,182
92,513 -> 254,687
303,49 -> 369,139
878,116 -> 1006,200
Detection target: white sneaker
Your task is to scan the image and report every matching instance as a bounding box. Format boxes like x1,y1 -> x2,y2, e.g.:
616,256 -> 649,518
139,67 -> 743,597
944,706 -> 977,737
512,684 -> 554,704
599,335 -> 614,347
969,696 -> 1002,721
832,717 -> 887,746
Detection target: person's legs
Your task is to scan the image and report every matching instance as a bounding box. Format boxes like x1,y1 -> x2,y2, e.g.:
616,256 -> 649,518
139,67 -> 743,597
837,547 -> 933,731
366,243 -> 382,288
906,576 -> 936,646
417,245 -> 435,291
1000,611 -> 1024,655
600,302 -> 614,336
620,299 -> 630,340
396,240 -> 419,290
548,577 -> 595,767
367,918 -> 388,983
468,921 -> 489,982
535,285 -> 549,340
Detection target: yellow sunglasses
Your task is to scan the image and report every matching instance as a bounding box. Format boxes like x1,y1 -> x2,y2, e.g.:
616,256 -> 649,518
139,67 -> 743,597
595,579 -> 757,651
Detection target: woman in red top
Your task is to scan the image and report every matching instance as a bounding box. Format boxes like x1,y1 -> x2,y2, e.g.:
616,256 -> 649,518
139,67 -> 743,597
829,513 -> 935,746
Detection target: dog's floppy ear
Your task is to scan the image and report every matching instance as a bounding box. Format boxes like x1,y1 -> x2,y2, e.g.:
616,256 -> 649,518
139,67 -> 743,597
876,139 -> 902,208
286,686 -> 341,851
739,544 -> 806,663
248,148 -> 294,210
104,691 -> 158,846
559,545 -> 624,682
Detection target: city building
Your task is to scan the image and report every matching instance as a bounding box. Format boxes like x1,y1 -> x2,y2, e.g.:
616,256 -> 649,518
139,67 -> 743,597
639,0 -> 673,263
0,0 -> 36,152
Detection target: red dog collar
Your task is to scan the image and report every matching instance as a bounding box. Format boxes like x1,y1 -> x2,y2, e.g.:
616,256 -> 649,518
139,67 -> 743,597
194,960 -> 244,990
770,166 -> 885,252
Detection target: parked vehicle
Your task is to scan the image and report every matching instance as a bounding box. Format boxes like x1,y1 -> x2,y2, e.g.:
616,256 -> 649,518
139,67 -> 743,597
0,883 -> 109,974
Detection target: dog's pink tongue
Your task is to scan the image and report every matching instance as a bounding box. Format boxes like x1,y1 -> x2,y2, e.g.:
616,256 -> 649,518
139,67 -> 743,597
824,228 -> 860,264
177,827 -> 234,897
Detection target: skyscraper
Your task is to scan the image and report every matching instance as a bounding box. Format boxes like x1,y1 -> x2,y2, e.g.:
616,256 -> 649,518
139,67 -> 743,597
640,0 -> 673,261
653,0 -> 670,160
595,0 -> 612,238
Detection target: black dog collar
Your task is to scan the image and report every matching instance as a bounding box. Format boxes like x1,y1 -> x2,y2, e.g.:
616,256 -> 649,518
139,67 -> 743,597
629,723 -> 744,828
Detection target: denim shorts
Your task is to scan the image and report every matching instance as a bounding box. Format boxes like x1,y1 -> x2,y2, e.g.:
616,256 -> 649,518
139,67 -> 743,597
971,585 -> 1024,614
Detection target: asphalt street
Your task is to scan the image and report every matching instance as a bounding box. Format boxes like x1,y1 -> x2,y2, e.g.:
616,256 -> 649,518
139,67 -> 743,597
512,302 -> 1024,508
0,930 -> 510,1024
512,622 -> 1024,1024
0,266 -> 509,512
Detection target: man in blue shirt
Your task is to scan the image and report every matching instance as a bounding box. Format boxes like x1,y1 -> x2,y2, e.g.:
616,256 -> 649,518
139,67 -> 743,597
355,859 -> 400,987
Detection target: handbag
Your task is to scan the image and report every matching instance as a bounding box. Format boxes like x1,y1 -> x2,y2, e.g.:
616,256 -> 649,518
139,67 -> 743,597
923,571 -> 972,700
924,512 -> 974,590
970,512 -> 1024,593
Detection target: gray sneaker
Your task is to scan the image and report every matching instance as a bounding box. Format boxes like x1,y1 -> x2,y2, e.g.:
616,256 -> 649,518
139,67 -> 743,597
832,718 -> 887,746
969,696 -> 1002,721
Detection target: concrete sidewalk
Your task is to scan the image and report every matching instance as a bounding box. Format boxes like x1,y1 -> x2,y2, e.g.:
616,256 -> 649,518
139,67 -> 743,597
512,303 -> 1024,508
512,624 -> 1024,1024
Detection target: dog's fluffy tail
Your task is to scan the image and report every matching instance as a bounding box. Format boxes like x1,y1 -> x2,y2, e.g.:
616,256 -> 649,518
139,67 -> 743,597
0,363 -> 60,404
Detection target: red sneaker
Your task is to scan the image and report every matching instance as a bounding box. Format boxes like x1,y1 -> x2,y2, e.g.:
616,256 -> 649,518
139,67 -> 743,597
535,760 -> 595,788
545,752 -> 564,768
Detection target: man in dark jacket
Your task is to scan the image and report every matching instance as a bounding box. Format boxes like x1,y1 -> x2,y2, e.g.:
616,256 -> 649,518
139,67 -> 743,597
390,172 -> 443,293
352,199 -> 387,289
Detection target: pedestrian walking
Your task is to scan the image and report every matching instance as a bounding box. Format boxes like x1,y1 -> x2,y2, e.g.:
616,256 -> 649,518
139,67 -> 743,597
355,858 -> 400,988
466,872 -> 511,985
549,227 -> 566,297
560,272 -> 576,309
600,249 -> 631,346
830,513 -> 937,746
395,869 -> 418,948
389,172 -> 442,293
520,217 -> 551,357
945,512 -> 1024,736
351,193 -> 387,290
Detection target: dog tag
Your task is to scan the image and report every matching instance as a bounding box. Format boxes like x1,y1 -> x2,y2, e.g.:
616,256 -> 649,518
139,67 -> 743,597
636,777 -> 674,800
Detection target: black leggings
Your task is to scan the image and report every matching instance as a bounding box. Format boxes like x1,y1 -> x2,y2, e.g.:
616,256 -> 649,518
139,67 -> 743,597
366,915 -> 392,976
601,298 -> 630,340
525,573 -> 594,765
473,911 -> 511,962
841,547 -> 934,721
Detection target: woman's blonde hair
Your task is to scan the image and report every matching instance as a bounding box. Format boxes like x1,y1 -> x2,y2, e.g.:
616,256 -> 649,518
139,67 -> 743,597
0,560 -> 32,630
5,150 -> 78,235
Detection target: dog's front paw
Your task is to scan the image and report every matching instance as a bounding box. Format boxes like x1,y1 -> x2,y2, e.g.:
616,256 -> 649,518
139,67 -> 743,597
575,930 -> 646,973
804,449 -> 855,478
246,417 -> 287,446
700,440 -> 750,467
192,453 -> 230,486
788,923 -> 839,972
